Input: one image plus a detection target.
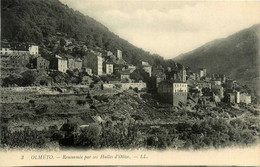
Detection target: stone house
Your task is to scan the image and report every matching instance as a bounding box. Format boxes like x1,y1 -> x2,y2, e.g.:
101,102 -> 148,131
29,45 -> 39,55
141,62 -> 152,77
36,57 -> 49,70
1,54 -> 29,69
240,93 -> 251,104
226,93 -> 235,103
211,80 -> 222,86
82,52 -> 103,75
50,55 -> 68,73
157,80 -> 188,106
211,85 -> 224,99
105,63 -> 113,75
67,57 -> 82,71
116,49 -> 122,59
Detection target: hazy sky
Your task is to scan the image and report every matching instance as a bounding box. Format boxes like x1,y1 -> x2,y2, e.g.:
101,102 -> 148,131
60,0 -> 260,59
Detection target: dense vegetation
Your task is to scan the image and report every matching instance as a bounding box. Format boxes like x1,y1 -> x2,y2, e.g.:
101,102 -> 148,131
1,92 -> 259,150
1,0 -> 165,66
1,109 -> 258,150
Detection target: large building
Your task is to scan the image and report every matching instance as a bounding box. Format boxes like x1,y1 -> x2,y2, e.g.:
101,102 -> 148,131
1,45 -> 39,55
103,80 -> 147,91
1,48 -> 13,55
82,52 -> 103,75
36,57 -> 49,70
1,54 -> 29,68
51,55 -> 68,73
1,48 -> 29,55
158,80 -> 188,106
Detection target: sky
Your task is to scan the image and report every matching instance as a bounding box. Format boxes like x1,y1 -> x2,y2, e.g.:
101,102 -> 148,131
59,0 -> 260,59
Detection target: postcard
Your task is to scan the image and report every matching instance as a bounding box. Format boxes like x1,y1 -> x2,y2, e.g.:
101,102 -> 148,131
0,0 -> 260,166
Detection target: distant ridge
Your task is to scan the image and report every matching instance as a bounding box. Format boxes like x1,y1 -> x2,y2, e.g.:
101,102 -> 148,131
174,24 -> 260,93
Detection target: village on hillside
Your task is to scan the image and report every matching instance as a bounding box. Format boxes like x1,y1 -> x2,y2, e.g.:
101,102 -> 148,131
0,36 -> 259,150
0,38 -> 254,106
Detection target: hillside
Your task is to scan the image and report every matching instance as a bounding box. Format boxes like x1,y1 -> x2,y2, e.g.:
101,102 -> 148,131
1,87 -> 260,150
1,0 -> 165,66
174,24 -> 260,93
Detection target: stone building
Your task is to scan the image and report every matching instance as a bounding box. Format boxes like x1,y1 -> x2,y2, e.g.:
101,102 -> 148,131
211,80 -> 222,86
155,74 -> 166,88
105,63 -> 113,75
157,80 -> 188,106
82,52 -> 103,75
103,80 -> 147,91
180,66 -> 186,82
142,61 -> 149,66
240,93 -> 251,104
1,48 -> 29,55
235,91 -> 240,103
196,81 -> 211,89
211,85 -> 224,99
1,45 -> 38,55
203,68 -> 207,76
220,74 -> 226,83
141,61 -> 152,77
1,48 -> 13,55
50,55 -> 68,73
199,69 -> 204,78
226,80 -> 238,89
121,81 -> 146,91
29,45 -> 39,55
115,70 -> 131,81
127,65 -> 136,73
189,72 -> 198,80
152,67 -> 166,87
36,56 -> 49,70
82,68 -> 92,75
226,93 -> 235,103
0,54 -> 29,69
116,49 -> 122,59
120,73 -> 130,80
152,67 -> 164,76
143,65 -> 152,77
107,51 -> 113,57
67,57 -> 82,71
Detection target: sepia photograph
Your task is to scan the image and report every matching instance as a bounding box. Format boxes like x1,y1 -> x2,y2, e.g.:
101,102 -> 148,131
0,0 -> 260,166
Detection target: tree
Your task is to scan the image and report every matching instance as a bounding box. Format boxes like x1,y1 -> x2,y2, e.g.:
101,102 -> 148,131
76,124 -> 102,148
21,70 -> 38,86
2,74 -> 23,87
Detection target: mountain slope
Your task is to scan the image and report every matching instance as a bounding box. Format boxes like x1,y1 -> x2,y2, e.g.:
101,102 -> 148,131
1,0 -> 165,66
174,24 -> 260,92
